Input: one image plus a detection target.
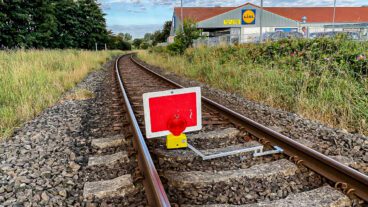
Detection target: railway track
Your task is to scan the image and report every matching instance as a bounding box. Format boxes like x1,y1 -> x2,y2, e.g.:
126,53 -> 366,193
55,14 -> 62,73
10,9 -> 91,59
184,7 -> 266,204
85,54 -> 368,206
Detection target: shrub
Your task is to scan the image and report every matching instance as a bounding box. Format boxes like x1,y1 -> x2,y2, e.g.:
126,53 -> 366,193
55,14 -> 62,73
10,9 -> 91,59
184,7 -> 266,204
139,37 -> 368,135
167,19 -> 201,54
140,42 -> 150,50
149,46 -> 168,54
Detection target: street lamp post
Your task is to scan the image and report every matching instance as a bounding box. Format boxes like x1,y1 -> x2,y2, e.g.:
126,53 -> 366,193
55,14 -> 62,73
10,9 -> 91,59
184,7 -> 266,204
301,16 -> 308,38
259,0 -> 264,42
332,0 -> 337,32
181,0 -> 184,32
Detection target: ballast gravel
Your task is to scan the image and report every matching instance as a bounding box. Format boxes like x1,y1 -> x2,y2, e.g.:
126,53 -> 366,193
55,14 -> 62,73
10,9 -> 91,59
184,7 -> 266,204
165,160 -> 323,205
0,57 -> 146,206
135,56 -> 368,175
0,95 -> 90,206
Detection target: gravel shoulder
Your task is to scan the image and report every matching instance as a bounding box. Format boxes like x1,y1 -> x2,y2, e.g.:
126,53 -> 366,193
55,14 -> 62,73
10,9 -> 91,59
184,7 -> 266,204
134,55 -> 368,175
0,56 -> 145,206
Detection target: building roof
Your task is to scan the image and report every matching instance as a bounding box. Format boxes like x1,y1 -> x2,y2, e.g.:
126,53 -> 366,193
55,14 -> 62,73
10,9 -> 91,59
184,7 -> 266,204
174,7 -> 235,22
266,7 -> 368,23
174,3 -> 368,23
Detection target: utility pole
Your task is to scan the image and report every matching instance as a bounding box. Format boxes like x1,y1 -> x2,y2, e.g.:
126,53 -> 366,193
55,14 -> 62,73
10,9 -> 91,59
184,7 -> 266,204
302,16 -> 308,38
332,0 -> 337,32
181,0 -> 184,32
95,43 -> 98,51
259,0 -> 264,42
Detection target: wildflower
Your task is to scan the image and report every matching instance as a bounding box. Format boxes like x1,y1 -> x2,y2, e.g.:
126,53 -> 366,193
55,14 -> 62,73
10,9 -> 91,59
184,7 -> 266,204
357,54 -> 366,61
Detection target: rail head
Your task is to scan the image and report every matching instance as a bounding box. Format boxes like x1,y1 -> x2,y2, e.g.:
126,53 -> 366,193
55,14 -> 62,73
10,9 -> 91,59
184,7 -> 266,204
115,54 -> 171,207
130,54 -> 368,202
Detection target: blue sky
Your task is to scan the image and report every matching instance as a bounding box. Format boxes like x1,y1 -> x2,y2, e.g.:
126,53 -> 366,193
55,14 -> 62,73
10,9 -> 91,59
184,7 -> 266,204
98,0 -> 368,38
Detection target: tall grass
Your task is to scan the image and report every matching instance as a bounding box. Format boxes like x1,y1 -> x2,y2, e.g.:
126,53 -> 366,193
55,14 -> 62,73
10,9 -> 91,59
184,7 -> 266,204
139,38 -> 368,135
0,49 -> 122,139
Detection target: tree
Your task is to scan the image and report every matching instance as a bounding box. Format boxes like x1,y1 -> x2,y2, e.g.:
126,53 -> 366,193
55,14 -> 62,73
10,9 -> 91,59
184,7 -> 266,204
53,0 -> 80,48
132,38 -> 143,49
138,21 -> 172,46
107,31 -> 131,50
160,21 -> 172,42
143,33 -> 153,42
118,33 -> 132,41
151,30 -> 162,46
0,0 -> 109,49
140,42 -> 149,50
168,19 -> 201,54
76,0 -> 108,49
30,1 -> 58,48
0,1 -> 36,48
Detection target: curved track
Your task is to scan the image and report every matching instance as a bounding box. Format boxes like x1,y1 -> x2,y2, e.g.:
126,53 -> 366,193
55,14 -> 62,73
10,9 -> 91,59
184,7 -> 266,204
114,54 -> 368,206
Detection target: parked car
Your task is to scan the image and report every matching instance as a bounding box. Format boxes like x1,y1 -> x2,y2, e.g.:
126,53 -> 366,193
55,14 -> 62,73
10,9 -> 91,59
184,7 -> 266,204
285,31 -> 303,39
309,32 -> 324,39
310,31 -> 360,40
346,32 -> 360,40
262,31 -> 304,41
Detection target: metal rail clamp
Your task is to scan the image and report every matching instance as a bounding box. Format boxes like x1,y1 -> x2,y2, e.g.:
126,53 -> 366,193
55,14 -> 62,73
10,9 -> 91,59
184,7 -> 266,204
188,144 -> 283,160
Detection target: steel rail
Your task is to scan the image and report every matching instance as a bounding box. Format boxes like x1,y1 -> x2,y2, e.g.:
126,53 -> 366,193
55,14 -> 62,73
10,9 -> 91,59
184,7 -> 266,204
115,55 -> 171,207
130,54 -> 368,202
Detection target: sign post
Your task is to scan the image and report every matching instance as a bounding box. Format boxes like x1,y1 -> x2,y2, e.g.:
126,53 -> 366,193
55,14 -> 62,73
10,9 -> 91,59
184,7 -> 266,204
143,87 -> 202,149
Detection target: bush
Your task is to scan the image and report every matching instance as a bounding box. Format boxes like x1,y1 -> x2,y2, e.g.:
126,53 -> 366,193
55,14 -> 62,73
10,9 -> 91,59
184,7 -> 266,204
120,41 -> 132,50
133,39 -> 143,49
167,19 -> 201,54
149,46 -> 168,54
167,41 -> 185,54
140,37 -> 368,135
140,42 -> 150,50
107,34 -> 131,50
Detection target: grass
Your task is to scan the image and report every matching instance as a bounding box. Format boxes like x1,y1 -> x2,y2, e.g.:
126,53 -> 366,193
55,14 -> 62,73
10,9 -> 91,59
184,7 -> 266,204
139,38 -> 368,135
64,89 -> 95,101
0,49 -> 122,139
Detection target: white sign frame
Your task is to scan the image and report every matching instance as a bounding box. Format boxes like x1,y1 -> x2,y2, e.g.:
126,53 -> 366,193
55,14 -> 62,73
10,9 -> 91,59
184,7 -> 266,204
143,87 -> 202,138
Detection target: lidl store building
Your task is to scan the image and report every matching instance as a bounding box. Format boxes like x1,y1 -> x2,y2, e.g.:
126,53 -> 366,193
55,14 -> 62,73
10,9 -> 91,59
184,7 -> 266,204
169,2 -> 368,42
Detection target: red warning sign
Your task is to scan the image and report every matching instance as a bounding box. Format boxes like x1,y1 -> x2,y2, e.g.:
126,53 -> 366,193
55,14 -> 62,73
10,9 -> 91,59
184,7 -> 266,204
143,87 -> 202,138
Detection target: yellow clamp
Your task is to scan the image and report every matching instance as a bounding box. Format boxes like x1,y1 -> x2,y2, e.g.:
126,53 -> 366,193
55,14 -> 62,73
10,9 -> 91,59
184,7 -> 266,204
166,133 -> 188,149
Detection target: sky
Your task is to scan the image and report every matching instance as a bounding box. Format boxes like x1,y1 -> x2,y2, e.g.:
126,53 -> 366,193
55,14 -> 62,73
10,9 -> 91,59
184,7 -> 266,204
98,0 -> 368,38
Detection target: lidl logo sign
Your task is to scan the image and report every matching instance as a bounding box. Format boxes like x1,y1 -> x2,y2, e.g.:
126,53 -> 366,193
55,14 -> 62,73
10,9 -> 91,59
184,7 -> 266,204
242,9 -> 256,25
224,19 -> 241,25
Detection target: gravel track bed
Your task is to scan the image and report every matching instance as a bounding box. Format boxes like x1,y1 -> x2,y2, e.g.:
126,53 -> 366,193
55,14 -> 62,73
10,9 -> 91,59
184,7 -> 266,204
152,137 -> 280,172
135,56 -> 368,175
166,166 -> 323,205
118,55 -> 338,206
0,57 -> 146,206
155,149 -> 280,172
91,141 -> 131,156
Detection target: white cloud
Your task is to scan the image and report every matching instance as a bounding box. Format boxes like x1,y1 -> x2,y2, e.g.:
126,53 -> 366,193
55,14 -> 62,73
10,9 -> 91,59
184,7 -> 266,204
157,0 -> 365,7
109,24 -> 162,38
100,0 -> 366,7
103,0 -> 367,37
100,0 -> 141,4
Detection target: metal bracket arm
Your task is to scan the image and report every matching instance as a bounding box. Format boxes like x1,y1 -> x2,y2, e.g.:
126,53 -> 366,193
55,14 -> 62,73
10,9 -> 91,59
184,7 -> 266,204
188,144 -> 283,160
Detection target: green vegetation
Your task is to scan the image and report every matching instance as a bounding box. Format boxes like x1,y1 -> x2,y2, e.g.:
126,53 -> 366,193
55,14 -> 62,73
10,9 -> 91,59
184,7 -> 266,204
132,21 -> 172,49
140,37 -> 368,135
167,19 -> 201,54
0,0 -> 130,50
0,50 -> 122,139
107,32 -> 132,50
65,89 -> 95,101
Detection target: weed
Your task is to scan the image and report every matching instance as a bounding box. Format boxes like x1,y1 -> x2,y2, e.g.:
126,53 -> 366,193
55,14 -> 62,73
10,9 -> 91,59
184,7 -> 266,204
64,89 -> 95,101
139,38 -> 368,135
0,49 -> 122,139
